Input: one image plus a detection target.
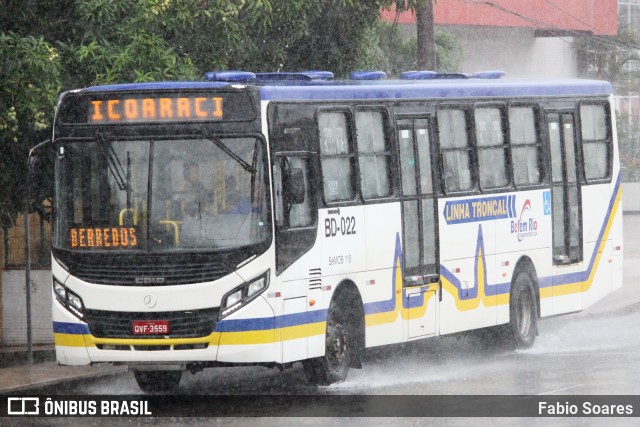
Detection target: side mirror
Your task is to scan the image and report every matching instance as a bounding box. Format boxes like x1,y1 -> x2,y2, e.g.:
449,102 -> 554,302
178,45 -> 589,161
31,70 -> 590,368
283,168 -> 305,205
28,140 -> 54,221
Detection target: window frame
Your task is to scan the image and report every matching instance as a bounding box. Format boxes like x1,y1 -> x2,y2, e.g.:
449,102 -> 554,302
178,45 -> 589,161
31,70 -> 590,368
546,110 -> 583,265
394,116 -> 440,280
354,106 -> 395,201
435,104 -> 479,195
508,103 -> 548,190
273,152 -> 318,231
473,102 -> 513,192
578,101 -> 613,185
316,108 -> 359,205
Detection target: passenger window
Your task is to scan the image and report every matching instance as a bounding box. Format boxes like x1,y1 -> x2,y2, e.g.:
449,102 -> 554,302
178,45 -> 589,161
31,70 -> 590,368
274,156 -> 314,229
356,110 -> 391,198
580,104 -> 611,181
437,108 -> 474,192
509,106 -> 543,186
475,107 -> 509,188
319,111 -> 356,202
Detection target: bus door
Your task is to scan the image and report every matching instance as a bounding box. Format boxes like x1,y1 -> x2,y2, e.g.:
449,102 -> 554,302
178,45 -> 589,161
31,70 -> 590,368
396,118 -> 439,339
547,112 -> 583,314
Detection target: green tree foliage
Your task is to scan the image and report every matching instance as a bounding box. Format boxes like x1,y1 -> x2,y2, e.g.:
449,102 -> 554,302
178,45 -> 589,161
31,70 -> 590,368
356,21 -> 462,76
239,1 -> 460,77
0,32 -> 61,227
573,29 -> 640,182
60,0 -> 275,86
236,0 -> 385,77
0,0 -> 273,227
573,29 -> 640,90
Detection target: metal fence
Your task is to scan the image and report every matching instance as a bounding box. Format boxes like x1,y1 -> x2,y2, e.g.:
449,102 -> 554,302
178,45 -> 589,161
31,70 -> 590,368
1,213 -> 51,269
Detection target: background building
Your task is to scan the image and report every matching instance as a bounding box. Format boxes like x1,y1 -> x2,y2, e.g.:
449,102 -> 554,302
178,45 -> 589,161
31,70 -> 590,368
381,0 -> 618,78
382,1 -> 640,208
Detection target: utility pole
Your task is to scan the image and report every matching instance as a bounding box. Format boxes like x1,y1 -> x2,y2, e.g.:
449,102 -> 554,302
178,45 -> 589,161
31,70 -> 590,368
416,0 -> 436,70
24,197 -> 33,364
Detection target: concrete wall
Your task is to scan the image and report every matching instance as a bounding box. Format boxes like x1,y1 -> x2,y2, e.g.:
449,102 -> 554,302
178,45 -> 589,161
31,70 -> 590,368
443,26 -> 578,78
395,24 -> 578,78
1,270 -> 52,346
623,182 -> 640,213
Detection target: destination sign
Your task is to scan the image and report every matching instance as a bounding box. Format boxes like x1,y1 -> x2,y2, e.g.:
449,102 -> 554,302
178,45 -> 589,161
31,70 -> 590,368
57,90 -> 256,124
70,227 -> 139,249
89,96 -> 223,123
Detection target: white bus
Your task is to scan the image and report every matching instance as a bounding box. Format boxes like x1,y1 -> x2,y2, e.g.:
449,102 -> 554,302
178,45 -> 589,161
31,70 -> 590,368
30,70 -> 623,392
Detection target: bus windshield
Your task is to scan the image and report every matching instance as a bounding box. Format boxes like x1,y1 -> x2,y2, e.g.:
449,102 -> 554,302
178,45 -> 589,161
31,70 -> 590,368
54,136 -> 271,252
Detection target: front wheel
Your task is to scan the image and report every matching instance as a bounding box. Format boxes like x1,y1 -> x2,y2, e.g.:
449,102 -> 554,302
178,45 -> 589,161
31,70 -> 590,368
302,307 -> 351,386
133,370 -> 182,393
508,272 -> 538,349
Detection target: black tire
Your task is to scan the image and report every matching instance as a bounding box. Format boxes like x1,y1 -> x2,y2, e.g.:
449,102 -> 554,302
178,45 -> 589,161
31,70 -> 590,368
509,272 -> 538,349
302,306 -> 351,386
134,370 -> 182,393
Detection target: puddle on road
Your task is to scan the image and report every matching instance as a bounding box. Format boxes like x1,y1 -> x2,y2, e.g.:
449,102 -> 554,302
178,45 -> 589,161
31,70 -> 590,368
523,308 -> 640,355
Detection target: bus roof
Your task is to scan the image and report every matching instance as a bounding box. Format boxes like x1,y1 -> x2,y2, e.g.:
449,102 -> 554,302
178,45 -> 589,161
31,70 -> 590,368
258,79 -> 613,101
79,78 -> 612,101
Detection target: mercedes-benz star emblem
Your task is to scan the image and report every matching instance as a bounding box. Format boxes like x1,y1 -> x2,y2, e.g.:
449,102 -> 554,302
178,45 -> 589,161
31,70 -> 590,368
143,295 -> 157,309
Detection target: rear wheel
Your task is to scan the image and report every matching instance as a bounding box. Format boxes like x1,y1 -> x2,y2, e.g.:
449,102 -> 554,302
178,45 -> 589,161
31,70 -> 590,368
133,370 -> 182,393
509,272 -> 538,349
303,306 -> 351,385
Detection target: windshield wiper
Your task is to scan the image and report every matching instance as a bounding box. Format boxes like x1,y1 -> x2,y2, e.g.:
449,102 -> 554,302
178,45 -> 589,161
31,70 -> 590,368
96,132 -> 129,191
202,129 -> 256,174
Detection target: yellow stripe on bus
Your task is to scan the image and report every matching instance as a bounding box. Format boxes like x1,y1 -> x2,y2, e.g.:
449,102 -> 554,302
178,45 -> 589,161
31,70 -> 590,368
539,185 -> 620,300
364,258 -> 436,327
443,184 -> 621,306
54,323 -> 329,348
219,322 -> 327,345
54,333 -> 89,347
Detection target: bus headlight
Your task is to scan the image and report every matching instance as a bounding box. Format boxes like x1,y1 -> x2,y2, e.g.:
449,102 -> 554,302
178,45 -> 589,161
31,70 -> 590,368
247,278 -> 266,297
220,270 -> 269,319
53,278 -> 85,319
53,280 -> 66,301
225,290 -> 243,310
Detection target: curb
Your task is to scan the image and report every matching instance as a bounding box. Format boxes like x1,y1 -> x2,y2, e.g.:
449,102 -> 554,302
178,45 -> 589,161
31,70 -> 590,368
0,348 -> 55,369
0,364 -> 129,395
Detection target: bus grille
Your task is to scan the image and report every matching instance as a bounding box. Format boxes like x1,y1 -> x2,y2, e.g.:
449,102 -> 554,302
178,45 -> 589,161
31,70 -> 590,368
60,253 -> 230,286
84,308 -> 219,339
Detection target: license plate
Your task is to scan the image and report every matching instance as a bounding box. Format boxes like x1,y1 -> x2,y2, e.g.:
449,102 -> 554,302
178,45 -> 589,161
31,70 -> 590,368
132,320 -> 170,335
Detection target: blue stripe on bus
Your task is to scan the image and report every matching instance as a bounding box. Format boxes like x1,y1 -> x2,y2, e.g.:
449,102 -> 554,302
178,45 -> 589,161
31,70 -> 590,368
364,233 -> 402,315
539,174 -> 621,289
215,309 -> 328,333
586,175 -> 621,268
441,176 -> 620,297
53,322 -> 90,335
363,299 -> 397,315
